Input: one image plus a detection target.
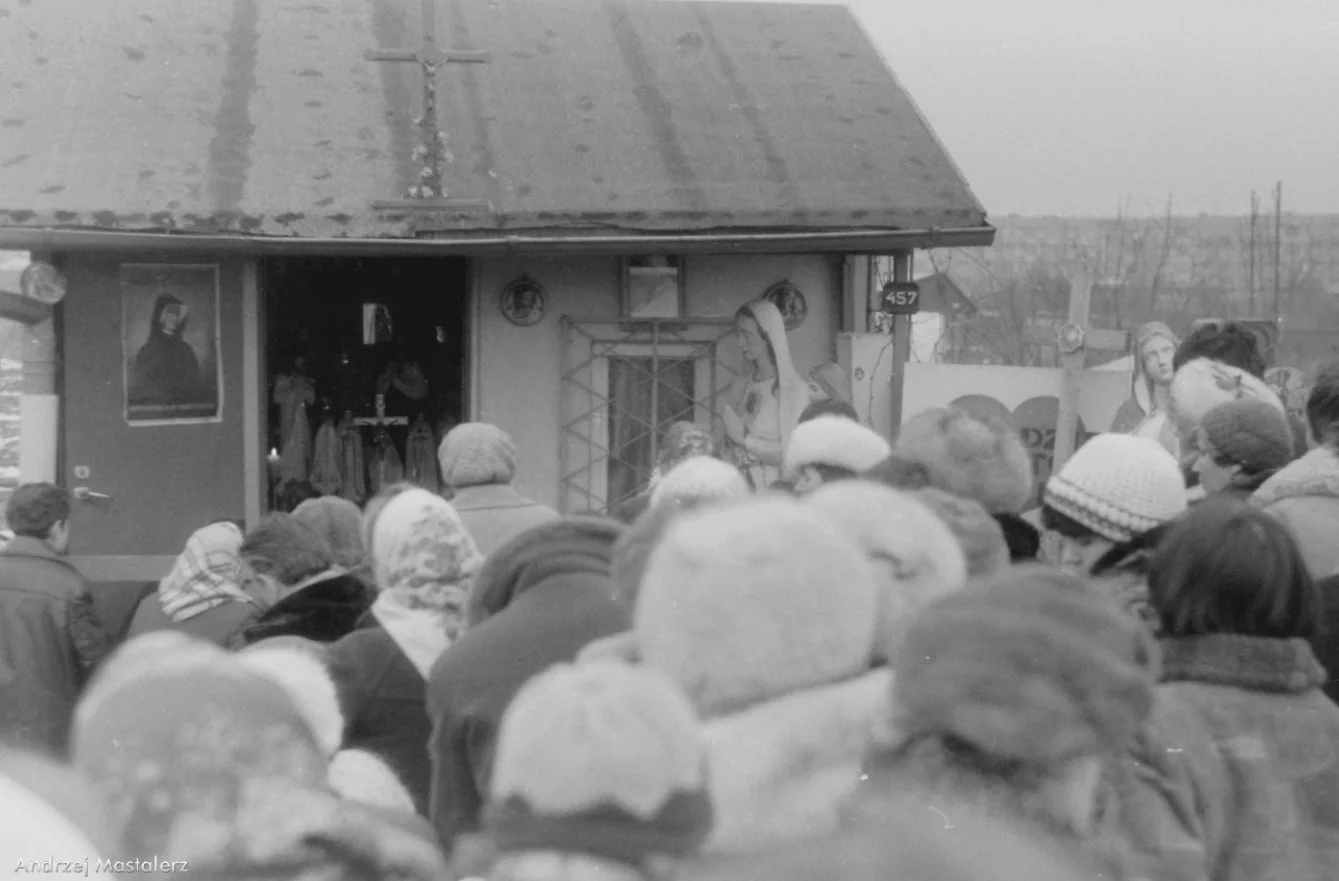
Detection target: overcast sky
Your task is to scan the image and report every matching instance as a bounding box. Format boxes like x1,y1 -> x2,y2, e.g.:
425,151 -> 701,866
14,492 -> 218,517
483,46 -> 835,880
751,0 -> 1339,218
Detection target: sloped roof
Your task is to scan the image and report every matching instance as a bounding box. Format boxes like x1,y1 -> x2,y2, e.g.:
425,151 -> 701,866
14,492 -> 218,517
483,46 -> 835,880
0,0 -> 989,241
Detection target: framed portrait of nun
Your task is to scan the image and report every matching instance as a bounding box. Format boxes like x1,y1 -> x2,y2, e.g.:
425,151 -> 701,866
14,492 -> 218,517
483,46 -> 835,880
121,264 -> 223,425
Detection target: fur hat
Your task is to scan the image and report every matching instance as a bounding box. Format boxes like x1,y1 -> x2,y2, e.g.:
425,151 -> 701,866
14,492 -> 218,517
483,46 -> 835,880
635,497 -> 880,717
328,750 -> 417,814
783,416 -> 893,481
1168,357 -> 1285,441
650,457 -> 750,511
894,566 -> 1160,768
237,638 -> 344,758
0,750 -> 119,863
437,423 -> 519,488
1043,434 -> 1187,544
893,408 -> 1035,514
485,660 -> 712,865
908,487 -> 1010,578
1199,398 -> 1295,475
805,482 -> 968,662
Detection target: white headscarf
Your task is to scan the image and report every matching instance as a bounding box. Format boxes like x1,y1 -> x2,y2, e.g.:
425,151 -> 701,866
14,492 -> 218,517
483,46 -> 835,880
741,299 -> 811,454
370,489 -> 484,677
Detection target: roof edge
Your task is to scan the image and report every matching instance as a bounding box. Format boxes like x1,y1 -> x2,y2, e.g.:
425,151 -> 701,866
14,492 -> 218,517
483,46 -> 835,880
0,225 -> 996,256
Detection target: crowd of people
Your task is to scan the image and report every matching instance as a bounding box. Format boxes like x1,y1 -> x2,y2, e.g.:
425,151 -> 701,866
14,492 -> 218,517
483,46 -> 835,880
3,320 -> 1339,880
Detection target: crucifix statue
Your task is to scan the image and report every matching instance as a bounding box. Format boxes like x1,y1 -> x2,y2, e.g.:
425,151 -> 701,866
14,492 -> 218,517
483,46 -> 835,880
1022,270 -> 1130,472
366,0 -> 492,211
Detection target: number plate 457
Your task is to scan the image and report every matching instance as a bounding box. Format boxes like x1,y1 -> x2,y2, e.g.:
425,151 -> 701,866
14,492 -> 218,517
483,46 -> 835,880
880,281 -> 921,315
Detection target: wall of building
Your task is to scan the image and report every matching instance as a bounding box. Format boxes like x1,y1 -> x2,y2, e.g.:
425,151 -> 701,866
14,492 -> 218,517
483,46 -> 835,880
59,254 -> 248,565
474,253 -> 844,510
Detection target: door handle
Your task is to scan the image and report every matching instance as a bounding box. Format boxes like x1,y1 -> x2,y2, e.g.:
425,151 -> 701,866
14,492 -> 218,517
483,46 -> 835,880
73,486 -> 111,501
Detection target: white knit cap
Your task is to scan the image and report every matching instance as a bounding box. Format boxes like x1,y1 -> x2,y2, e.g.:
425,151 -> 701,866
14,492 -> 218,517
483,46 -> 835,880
1043,434 -> 1188,544
650,457 -> 750,510
491,660 -> 705,819
805,482 -> 968,662
783,416 -> 893,481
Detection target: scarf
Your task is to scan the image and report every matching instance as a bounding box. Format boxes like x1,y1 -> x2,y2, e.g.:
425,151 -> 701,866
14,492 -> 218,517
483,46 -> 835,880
370,488 -> 483,677
158,522 -> 258,623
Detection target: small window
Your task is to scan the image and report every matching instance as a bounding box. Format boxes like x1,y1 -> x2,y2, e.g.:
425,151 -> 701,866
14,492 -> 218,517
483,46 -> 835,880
623,256 -> 685,319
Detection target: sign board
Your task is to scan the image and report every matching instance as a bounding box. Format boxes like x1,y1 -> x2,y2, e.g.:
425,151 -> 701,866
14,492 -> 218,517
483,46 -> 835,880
880,281 -> 921,315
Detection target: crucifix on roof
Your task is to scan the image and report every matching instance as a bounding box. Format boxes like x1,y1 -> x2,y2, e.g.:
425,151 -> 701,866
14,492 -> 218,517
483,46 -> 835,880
366,0 -> 492,211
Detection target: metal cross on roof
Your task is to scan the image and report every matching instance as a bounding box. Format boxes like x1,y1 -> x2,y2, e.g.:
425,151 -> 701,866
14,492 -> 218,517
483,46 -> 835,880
366,0 -> 492,212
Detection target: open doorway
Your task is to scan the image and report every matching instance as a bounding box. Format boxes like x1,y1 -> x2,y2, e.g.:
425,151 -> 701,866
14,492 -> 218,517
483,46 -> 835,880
262,256 -> 469,510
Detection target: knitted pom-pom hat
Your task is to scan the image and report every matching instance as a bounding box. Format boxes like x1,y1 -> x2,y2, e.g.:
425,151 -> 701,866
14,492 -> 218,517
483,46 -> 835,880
783,416 -> 893,482
1043,433 -> 1187,544
485,661 -> 712,866
894,566 -> 1159,769
437,422 -> 519,488
893,408 -> 1034,514
635,497 -> 879,717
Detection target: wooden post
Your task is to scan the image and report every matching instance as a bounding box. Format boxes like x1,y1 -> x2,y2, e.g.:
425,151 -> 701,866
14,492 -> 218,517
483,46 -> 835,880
1052,270 -> 1091,472
889,251 -> 913,432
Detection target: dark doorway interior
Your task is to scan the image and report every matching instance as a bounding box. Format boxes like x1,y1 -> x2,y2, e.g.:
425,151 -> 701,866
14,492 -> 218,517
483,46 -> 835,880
262,256 -> 469,507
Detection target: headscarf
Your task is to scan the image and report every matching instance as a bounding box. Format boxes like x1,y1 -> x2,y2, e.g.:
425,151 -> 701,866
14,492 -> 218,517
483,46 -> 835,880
808,361 -> 852,404
293,496 -> 367,572
157,522 -> 258,623
741,299 -> 810,439
1126,322 -> 1181,456
369,488 -> 484,677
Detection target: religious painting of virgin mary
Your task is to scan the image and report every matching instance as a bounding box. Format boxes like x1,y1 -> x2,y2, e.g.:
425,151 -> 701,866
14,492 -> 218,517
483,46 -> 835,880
122,264 -> 222,424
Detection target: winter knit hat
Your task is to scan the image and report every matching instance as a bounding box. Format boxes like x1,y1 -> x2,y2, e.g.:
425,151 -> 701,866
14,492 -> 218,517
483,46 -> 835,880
237,638 -> 344,758
465,516 -> 626,628
635,497 -> 880,717
650,457 -> 750,511
485,661 -> 712,866
1168,357 -> 1286,442
437,422 -> 519,488
1043,433 -> 1188,544
293,495 -> 368,571
805,482 -> 968,662
1199,398 -> 1295,475
894,566 -> 1160,769
894,408 -> 1035,514
783,416 -> 893,481
908,487 -> 1010,578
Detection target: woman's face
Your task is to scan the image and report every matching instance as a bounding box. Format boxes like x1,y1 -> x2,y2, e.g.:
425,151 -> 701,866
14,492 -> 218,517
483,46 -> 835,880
160,304 -> 183,335
734,315 -> 767,364
1056,533 -> 1114,573
1143,338 -> 1176,385
1192,432 -> 1239,494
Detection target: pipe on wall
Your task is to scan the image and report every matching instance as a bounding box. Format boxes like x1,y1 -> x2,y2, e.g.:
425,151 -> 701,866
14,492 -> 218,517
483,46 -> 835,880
0,225 -> 995,257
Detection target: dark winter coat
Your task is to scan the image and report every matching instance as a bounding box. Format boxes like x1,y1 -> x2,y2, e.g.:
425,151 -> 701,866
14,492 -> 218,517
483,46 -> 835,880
327,625 -> 433,815
1112,634 -> 1339,881
228,570 -> 373,649
426,573 -> 629,851
124,590 -> 260,649
0,537 -> 111,754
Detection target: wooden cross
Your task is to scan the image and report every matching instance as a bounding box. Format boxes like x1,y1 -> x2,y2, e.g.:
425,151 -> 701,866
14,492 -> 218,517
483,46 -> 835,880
1021,271 -> 1131,471
366,0 -> 493,212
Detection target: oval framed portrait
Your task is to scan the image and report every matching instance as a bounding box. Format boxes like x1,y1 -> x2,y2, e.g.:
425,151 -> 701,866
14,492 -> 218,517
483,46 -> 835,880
500,277 -> 546,327
763,280 -> 807,331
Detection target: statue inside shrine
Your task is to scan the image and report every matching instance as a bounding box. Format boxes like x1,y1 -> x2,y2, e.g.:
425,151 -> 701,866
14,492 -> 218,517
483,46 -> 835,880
1110,321 -> 1180,458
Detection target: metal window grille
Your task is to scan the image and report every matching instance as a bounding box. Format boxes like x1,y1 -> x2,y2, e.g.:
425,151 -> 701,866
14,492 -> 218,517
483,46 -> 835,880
560,317 -> 742,515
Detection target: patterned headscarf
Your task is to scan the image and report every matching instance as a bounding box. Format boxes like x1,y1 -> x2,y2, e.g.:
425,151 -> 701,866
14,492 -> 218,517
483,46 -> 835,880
157,522 -> 257,623
370,489 -> 484,677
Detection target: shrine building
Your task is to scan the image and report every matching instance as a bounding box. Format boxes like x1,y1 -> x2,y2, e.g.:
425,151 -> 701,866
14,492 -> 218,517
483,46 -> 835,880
0,0 -> 992,600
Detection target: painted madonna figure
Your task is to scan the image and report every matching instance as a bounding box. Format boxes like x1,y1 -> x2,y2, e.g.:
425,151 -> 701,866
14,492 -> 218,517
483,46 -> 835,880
1110,321 -> 1180,458
722,299 -> 810,490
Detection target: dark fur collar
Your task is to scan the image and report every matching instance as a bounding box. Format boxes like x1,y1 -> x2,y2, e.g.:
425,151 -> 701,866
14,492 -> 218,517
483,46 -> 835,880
1159,634 -> 1327,693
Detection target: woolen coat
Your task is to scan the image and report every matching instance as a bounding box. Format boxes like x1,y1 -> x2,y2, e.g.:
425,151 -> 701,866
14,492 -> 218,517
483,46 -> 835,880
448,484 -> 560,559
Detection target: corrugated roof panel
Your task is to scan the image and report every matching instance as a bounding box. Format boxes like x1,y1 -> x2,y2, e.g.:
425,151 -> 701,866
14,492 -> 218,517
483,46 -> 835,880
0,0 -> 989,239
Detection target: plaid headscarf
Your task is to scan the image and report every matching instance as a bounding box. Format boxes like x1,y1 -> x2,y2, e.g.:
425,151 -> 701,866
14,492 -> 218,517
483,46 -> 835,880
158,522 -> 258,623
